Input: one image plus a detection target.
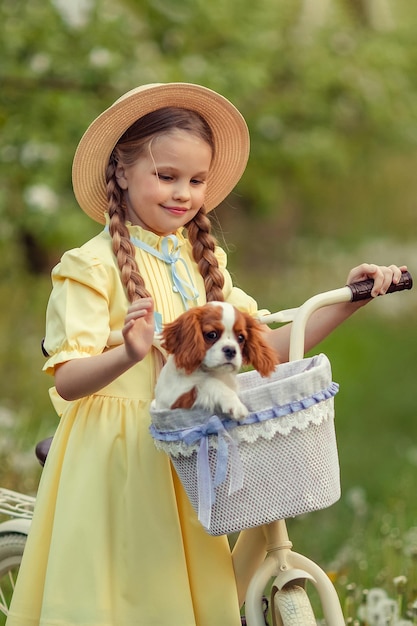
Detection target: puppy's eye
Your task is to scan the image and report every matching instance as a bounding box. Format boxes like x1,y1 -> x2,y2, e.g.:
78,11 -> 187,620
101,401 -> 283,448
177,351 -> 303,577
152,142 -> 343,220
237,334 -> 245,344
204,331 -> 218,342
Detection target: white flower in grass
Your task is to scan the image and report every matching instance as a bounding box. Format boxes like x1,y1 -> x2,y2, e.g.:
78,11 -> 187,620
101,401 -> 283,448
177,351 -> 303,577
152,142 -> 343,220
393,575 -> 408,590
358,587 -> 414,626
360,591 -> 398,626
345,485 -> 368,516
403,527 -> 417,557
358,589 -> 387,625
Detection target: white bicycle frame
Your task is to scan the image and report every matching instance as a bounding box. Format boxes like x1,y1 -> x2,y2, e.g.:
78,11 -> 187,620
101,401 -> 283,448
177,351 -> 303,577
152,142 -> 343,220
0,489 -> 35,537
233,286 -> 356,626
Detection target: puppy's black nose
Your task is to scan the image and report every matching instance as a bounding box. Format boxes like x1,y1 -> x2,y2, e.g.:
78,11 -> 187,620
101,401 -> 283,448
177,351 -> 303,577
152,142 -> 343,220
223,346 -> 237,360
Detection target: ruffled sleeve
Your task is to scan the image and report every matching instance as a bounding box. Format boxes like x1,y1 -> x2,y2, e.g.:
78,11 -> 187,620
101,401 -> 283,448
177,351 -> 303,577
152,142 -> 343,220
215,246 -> 270,317
42,247 -> 114,376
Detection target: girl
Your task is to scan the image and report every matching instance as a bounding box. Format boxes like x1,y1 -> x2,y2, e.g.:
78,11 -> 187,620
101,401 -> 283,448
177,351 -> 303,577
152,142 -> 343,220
7,83 -> 404,626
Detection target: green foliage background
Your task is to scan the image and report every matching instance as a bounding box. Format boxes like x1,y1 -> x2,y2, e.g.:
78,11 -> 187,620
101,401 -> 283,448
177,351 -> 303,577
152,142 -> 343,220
1,0 -> 417,602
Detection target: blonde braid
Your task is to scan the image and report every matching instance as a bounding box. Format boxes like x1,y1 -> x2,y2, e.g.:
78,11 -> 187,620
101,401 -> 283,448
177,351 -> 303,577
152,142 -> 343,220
187,208 -> 225,302
106,159 -> 151,303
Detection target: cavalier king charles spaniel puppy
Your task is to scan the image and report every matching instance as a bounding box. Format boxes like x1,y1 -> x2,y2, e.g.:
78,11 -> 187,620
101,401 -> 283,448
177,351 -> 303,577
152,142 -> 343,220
153,302 -> 279,420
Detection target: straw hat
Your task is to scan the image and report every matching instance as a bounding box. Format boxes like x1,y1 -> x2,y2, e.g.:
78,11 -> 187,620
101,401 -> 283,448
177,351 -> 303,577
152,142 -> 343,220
72,83 -> 250,224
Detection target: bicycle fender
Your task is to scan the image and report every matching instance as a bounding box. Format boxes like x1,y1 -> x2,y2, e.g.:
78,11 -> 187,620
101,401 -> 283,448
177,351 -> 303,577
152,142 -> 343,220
272,567 -> 316,591
0,518 -> 31,535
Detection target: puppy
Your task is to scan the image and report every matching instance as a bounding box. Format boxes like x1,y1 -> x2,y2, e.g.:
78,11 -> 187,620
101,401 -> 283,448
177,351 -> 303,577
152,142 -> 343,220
153,302 -> 279,420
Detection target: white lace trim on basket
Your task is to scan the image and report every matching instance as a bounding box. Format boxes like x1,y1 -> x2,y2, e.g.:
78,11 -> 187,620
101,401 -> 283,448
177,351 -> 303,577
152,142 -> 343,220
230,398 -> 334,442
152,395 -> 336,458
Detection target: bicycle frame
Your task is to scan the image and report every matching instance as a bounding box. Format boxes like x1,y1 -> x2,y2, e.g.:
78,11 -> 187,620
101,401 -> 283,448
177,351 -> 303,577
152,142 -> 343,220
0,488 -> 34,544
0,489 -> 35,618
230,286 -> 356,626
0,488 -> 35,535
242,521 -> 344,626
237,275 -> 414,625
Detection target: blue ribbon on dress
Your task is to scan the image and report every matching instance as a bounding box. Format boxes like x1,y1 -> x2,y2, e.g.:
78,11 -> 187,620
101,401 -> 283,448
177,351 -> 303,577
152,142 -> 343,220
158,415 -> 244,529
130,234 -> 199,310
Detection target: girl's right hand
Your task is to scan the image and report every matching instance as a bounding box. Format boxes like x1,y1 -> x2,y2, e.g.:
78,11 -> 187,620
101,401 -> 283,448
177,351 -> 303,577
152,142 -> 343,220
122,297 -> 155,363
54,297 -> 156,401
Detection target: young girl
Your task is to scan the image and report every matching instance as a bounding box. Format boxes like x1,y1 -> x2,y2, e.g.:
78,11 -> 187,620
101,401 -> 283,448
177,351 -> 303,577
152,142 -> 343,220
7,83 -> 404,626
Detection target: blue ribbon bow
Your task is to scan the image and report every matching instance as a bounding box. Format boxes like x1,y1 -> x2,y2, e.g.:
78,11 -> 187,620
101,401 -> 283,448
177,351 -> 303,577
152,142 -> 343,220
153,415 -> 244,529
130,234 -> 199,310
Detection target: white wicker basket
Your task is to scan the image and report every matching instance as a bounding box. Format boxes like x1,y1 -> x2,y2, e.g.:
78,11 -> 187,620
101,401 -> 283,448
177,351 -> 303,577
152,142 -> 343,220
150,353 -> 341,536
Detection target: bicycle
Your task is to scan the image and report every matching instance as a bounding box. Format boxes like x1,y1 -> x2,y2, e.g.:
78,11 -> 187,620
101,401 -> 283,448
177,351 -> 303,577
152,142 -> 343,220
0,271 -> 412,625
0,440 -> 50,622
0,490 -> 34,620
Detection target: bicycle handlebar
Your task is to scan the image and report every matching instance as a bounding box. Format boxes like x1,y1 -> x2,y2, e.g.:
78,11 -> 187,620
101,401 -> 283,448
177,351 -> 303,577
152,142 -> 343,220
99,271 -> 414,351
348,270 -> 413,301
279,269 -> 413,362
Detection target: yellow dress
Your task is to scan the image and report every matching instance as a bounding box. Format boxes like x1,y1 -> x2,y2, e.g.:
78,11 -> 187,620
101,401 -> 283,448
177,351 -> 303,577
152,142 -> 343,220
7,224 -> 262,626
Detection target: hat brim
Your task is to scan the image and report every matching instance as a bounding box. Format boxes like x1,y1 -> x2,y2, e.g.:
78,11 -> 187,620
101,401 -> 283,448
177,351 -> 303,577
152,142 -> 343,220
72,83 -> 250,224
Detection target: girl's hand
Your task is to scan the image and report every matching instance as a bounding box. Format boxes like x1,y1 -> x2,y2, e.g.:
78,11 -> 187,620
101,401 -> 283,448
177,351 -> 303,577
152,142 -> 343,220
54,297 -> 156,401
346,263 -> 408,298
122,297 -> 155,363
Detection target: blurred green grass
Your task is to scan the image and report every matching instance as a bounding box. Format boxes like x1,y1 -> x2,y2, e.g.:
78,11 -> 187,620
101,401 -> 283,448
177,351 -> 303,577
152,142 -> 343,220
289,310 -> 417,573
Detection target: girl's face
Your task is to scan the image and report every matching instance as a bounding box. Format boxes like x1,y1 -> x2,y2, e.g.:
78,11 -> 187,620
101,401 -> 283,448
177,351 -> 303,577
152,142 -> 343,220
116,129 -> 212,236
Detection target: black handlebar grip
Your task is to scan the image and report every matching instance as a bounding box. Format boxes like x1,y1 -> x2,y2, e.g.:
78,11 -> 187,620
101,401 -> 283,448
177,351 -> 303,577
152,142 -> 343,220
348,270 -> 413,301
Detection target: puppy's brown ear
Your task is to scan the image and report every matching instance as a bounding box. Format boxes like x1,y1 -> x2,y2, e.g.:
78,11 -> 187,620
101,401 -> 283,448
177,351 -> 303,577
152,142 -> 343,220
241,314 -> 279,377
161,308 -> 206,374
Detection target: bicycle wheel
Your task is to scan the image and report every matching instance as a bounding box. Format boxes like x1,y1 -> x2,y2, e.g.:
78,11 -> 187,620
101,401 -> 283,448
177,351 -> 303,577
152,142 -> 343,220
273,585 -> 316,626
0,533 -> 27,623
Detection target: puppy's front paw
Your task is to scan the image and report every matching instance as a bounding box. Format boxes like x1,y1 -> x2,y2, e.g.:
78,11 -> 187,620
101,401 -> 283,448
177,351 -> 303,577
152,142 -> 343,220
221,398 -> 249,421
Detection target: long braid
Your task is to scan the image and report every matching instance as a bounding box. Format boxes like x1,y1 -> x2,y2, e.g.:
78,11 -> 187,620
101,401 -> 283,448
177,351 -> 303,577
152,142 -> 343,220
106,158 -> 151,303
187,207 -> 225,302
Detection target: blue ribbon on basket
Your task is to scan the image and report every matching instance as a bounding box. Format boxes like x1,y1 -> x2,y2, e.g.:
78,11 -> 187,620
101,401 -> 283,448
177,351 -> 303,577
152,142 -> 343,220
151,415 -> 244,528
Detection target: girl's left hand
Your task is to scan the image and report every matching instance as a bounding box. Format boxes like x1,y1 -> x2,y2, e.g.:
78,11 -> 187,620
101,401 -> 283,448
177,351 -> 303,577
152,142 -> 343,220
346,263 -> 408,298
